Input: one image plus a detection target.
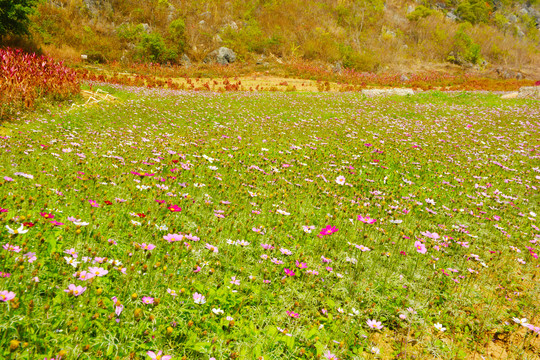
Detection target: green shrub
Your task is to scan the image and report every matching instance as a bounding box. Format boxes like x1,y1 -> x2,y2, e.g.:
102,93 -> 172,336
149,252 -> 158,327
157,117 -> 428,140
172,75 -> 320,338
116,23 -> 145,42
137,32 -> 177,63
456,0 -> 492,24
338,44 -> 380,72
222,19 -> 281,59
168,18 -> 187,53
449,24 -> 483,65
407,6 -> 434,22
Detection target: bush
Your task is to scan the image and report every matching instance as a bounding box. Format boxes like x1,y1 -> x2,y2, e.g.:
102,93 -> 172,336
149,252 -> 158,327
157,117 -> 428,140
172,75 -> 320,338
407,6 -> 435,22
457,0 -> 492,25
448,24 -> 483,65
0,0 -> 38,38
0,48 -> 79,120
168,19 -> 187,54
137,32 -> 177,63
339,44 -> 380,72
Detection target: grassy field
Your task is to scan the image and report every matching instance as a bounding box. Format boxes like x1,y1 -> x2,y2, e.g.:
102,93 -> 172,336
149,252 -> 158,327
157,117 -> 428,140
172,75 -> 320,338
0,87 -> 539,360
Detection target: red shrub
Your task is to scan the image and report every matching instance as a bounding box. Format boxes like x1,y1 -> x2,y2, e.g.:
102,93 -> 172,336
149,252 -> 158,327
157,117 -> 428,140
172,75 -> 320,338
0,48 -> 80,120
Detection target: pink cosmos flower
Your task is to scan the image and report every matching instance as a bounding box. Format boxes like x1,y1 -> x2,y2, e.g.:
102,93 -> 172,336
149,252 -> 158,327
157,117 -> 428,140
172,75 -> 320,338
357,215 -> 377,224
321,256 -> 332,263
205,243 -> 218,253
286,310 -> 299,318
284,268 -> 295,277
147,351 -> 172,360
261,243 -> 274,250
420,231 -> 440,240
40,212 -> 54,219
88,199 -> 100,207
64,284 -> 86,296
142,296 -> 154,304
366,319 -> 383,330
163,233 -> 184,242
193,292 -> 206,304
0,208 -> 8,213
111,296 -> 124,316
295,260 -> 307,269
0,290 -> 16,302
50,220 -> 64,226
280,248 -> 292,256
414,241 -> 427,254
167,204 -> 181,212
323,350 -> 338,360
319,225 -> 338,237
88,267 -> 108,277
141,243 -> 156,251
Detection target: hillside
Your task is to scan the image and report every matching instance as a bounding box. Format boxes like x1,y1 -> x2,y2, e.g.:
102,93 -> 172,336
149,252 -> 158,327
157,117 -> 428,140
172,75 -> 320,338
13,0 -> 540,77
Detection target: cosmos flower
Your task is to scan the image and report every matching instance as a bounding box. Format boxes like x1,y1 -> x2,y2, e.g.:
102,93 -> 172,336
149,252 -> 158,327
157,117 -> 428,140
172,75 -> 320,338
366,319 -> 383,330
0,290 -> 16,302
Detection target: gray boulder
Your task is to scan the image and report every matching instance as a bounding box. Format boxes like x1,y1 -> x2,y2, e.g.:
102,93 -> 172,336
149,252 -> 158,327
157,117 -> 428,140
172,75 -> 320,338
204,47 -> 237,65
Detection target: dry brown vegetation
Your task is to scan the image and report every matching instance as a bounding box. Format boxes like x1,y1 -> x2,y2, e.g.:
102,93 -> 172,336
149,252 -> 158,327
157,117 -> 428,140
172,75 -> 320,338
25,0 -> 540,75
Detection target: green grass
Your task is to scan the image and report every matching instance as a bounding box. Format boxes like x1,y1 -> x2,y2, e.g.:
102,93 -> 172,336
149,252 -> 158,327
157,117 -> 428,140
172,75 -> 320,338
0,88 -> 539,360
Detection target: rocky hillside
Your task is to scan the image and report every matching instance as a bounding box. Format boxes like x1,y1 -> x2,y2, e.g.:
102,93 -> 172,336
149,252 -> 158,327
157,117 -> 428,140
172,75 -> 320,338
27,0 -> 540,75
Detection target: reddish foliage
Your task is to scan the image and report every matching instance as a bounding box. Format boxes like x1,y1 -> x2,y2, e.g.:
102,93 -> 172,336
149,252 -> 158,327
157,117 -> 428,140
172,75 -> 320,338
0,48 -> 79,120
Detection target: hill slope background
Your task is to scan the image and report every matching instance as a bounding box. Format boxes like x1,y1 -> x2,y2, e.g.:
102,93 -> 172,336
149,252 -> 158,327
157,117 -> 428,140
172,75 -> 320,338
6,0 -> 540,77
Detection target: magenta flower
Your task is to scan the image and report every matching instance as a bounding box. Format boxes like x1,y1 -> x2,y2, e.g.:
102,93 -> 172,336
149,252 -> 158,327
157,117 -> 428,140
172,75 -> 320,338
88,199 -> 100,207
142,296 -> 154,304
286,310 -> 300,318
147,351 -> 172,360
414,241 -> 427,254
366,319 -> 383,330
0,290 -> 16,302
40,212 -> 54,219
295,260 -> 307,269
50,220 -> 64,226
284,268 -> 295,277
319,225 -> 338,237
167,204 -> 181,212
0,208 -> 8,213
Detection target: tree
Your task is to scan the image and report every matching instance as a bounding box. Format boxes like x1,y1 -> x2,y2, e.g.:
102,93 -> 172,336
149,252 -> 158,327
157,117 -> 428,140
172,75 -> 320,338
0,0 -> 37,38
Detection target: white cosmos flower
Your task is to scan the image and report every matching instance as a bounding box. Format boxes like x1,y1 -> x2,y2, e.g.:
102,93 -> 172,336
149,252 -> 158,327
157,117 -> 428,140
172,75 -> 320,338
335,175 -> 346,185
212,308 -> 224,315
276,209 -> 290,215
6,225 -> 28,234
434,323 -> 446,332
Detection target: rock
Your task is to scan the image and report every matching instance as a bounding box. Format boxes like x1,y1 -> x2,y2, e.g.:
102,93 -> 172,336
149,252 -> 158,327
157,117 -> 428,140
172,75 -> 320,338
516,72 -> 523,80
446,11 -> 458,21
182,54 -> 191,68
362,88 -> 415,96
141,23 -> 150,33
332,61 -> 343,74
200,11 -> 211,18
204,47 -> 237,65
167,5 -> 176,22
501,92 -> 518,99
256,55 -> 266,65
199,20 -> 206,27
518,86 -> 540,98
213,34 -> 223,43
400,74 -> 409,82
519,8 -> 529,16
407,5 -> 415,14
226,21 -> 238,31
507,14 -> 518,23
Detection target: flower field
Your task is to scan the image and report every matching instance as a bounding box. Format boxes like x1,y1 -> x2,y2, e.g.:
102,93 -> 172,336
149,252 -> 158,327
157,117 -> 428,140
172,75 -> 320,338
0,87 -> 539,359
